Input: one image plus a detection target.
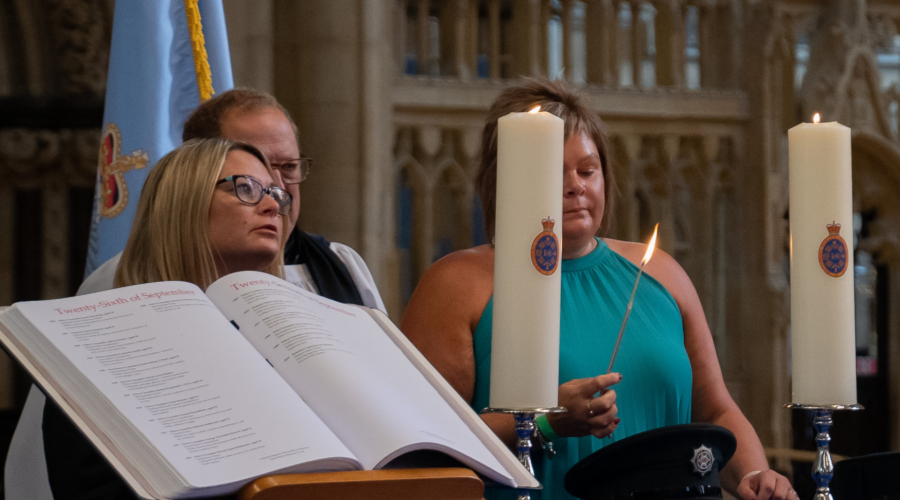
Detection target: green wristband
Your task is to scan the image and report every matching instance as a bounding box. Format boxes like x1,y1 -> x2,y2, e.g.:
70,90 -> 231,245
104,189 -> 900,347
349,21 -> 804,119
535,414 -> 560,441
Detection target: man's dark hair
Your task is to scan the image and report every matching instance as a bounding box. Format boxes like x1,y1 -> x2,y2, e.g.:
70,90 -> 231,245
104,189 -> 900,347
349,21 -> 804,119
182,88 -> 299,147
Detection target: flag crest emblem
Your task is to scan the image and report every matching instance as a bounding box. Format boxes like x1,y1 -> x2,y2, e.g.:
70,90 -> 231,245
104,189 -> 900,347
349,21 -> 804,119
818,221 -> 848,278
97,123 -> 149,219
531,217 -> 559,275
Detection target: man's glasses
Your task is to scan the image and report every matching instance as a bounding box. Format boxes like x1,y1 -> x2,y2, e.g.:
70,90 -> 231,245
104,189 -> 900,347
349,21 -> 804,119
270,156 -> 311,185
215,175 -> 293,216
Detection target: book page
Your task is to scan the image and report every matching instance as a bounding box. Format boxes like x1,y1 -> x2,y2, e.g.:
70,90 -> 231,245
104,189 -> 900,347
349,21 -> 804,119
364,310 -> 540,489
206,272 -> 510,480
12,282 -> 359,491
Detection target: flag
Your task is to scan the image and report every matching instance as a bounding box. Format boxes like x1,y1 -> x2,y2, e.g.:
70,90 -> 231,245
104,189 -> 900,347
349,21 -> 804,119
85,0 -> 234,277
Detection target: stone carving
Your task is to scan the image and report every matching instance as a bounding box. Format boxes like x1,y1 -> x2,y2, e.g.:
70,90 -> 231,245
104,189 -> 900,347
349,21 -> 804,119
0,129 -> 60,175
796,0 -> 894,138
638,136 -> 669,198
0,128 -> 99,184
868,13 -> 898,51
44,0 -> 112,95
848,60 -> 874,129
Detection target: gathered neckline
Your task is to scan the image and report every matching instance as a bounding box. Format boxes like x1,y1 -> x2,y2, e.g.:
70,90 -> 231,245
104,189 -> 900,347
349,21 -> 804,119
562,237 -> 610,272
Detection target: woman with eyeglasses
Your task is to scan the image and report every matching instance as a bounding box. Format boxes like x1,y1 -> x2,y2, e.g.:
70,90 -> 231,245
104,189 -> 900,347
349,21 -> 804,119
115,138 -> 291,289
30,138 -> 292,500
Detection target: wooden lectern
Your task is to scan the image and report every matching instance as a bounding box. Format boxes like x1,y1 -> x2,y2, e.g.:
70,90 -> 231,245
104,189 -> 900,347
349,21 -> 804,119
238,468 -> 485,500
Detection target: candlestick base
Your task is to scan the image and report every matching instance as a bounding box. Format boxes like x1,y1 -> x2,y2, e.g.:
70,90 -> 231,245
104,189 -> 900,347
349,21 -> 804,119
784,403 -> 863,500
783,403 -> 864,411
482,407 -> 567,500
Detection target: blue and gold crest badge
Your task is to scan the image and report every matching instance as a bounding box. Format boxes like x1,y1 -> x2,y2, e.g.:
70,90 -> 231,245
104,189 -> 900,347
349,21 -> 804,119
818,221 -> 848,278
531,217 -> 559,275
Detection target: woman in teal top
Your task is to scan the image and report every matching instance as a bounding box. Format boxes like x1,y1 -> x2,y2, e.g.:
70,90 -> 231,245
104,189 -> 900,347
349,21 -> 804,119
471,238 -> 692,498
401,79 -> 796,500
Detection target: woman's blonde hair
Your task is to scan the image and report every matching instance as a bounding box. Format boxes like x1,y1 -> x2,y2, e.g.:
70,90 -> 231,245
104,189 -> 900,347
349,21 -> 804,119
115,138 -> 287,290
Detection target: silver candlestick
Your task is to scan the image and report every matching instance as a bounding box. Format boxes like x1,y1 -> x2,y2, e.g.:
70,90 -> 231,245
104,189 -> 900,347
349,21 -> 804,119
784,403 -> 863,500
482,407 -> 566,500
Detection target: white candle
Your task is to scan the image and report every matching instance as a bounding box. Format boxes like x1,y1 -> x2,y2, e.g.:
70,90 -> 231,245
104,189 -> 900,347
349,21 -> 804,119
490,108 -> 563,409
788,116 -> 857,405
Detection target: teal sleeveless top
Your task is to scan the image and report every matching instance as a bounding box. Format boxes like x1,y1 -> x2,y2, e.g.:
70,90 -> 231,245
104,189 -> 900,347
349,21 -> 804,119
472,238 -> 692,499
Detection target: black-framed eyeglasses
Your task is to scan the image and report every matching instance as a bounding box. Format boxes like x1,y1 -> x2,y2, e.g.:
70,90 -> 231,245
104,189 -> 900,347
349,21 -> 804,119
270,156 -> 311,185
215,175 -> 293,216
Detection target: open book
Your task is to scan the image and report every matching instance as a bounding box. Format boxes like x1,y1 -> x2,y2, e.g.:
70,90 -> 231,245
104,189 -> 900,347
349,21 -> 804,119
0,271 -> 538,499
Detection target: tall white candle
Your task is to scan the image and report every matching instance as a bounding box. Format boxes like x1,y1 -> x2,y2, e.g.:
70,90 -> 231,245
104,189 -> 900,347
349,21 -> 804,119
490,108 -> 563,409
788,117 -> 857,405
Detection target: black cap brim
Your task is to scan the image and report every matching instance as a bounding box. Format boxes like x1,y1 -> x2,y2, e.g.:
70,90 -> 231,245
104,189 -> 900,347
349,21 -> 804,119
565,423 -> 737,499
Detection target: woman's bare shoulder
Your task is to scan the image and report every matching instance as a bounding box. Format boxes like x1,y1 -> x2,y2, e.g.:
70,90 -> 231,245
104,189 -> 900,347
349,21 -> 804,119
402,245 -> 495,332
603,238 -> 645,267
603,238 -> 697,304
431,245 -> 494,277
413,245 -> 494,292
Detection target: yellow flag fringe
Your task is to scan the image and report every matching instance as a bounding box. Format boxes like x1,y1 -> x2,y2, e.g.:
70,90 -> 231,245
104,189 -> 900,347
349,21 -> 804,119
184,0 -> 214,101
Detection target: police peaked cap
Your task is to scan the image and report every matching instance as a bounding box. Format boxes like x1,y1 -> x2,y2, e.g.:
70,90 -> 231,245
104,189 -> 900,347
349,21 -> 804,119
565,423 -> 737,500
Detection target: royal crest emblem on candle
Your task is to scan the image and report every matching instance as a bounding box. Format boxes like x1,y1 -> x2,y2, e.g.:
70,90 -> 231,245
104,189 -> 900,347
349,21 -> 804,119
531,217 -> 559,275
818,221 -> 848,278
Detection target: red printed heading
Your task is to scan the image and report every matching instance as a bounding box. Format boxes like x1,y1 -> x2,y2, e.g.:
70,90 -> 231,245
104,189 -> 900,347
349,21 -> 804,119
53,288 -> 197,315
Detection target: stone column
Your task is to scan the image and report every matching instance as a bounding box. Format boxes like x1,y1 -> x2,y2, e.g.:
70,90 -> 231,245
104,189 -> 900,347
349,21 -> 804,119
418,0 -> 431,74
440,0 -> 474,79
690,136 -> 714,330
511,0 -> 544,77
610,133 -> 641,241
652,0 -> 685,88
561,0 -> 573,81
395,0 -> 408,74
720,1 -> 741,89
466,0 -> 479,76
540,0 -> 552,75
488,0 -> 501,78
650,137 -> 676,255
415,127 -> 441,288
697,3 -> 718,88
273,0 -> 395,297
631,2 -> 642,87
609,1 -> 621,87
584,0 -> 617,87
730,2 -> 792,448
222,0 -> 275,92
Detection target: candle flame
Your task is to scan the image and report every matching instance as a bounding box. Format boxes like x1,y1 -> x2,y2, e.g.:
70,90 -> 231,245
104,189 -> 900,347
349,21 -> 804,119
641,224 -> 659,266
813,113 -> 821,124
529,105 -> 541,114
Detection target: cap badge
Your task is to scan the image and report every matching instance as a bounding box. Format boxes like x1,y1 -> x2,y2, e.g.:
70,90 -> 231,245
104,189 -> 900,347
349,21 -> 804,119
690,445 -> 715,477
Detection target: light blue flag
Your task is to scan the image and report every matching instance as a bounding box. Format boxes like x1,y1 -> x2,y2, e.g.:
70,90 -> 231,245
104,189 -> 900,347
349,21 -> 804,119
85,0 -> 233,277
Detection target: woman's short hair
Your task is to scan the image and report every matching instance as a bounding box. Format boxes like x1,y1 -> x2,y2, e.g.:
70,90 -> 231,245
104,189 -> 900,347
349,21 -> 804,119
476,78 -> 614,241
115,138 -> 287,290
